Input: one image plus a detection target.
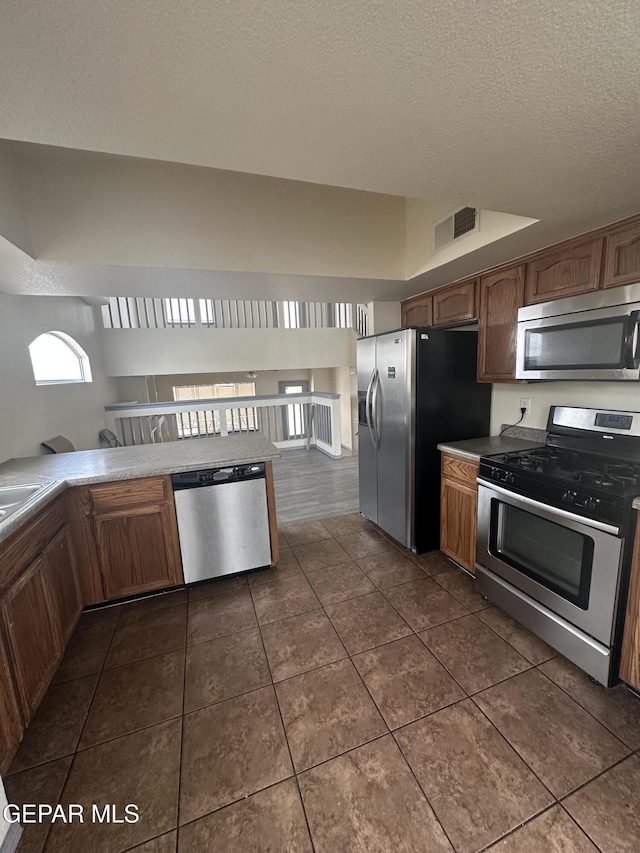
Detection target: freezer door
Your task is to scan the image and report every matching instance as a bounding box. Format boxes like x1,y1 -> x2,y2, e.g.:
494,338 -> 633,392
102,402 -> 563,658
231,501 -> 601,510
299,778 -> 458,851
357,337 -> 378,523
375,330 -> 414,548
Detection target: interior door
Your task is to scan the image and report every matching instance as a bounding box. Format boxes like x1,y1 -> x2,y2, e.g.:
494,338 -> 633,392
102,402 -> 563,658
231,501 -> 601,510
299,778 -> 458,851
357,337 -> 377,523
375,331 -> 413,547
278,380 -> 309,439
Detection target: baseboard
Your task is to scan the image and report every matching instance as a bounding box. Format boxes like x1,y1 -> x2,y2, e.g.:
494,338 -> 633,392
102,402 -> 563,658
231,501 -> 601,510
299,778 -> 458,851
0,823 -> 23,853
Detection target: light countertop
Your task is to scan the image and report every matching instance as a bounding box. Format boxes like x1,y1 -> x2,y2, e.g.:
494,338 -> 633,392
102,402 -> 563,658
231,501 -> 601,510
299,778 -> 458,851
0,435 -> 280,544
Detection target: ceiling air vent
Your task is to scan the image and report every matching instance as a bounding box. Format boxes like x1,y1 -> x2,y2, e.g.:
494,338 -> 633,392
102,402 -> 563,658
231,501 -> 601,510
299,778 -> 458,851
433,206 -> 479,251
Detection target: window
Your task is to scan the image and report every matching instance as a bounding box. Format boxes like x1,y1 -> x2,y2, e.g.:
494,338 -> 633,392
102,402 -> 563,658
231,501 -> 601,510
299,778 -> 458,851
282,301 -> 308,329
29,331 -> 93,385
172,382 -> 257,437
163,298 -> 196,326
328,303 -> 352,328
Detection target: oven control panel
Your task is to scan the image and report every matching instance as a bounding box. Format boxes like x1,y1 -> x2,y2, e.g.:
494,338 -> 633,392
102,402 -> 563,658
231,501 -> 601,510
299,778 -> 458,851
487,467 -> 514,485
478,459 -> 627,528
561,490 -> 600,512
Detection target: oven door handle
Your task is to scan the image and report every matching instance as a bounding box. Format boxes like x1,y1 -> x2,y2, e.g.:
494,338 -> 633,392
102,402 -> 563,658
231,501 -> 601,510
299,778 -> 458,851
477,479 -> 621,536
623,310 -> 640,369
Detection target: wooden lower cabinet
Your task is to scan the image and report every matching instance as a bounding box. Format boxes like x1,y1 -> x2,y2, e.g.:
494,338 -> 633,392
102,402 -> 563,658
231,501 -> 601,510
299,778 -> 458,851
94,503 -> 183,599
0,631 -> 22,773
46,525 -> 83,645
1,554 -> 62,720
89,476 -> 183,600
620,516 -> 640,689
0,494 -> 77,766
265,460 -> 280,566
440,452 -> 479,574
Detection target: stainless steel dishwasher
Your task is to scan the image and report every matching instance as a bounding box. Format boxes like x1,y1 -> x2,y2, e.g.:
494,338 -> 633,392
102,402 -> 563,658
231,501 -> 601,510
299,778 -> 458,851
171,463 -> 272,582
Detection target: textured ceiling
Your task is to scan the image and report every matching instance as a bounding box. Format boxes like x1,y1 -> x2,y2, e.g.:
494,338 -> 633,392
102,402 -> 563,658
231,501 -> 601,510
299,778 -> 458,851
1,0 -> 640,233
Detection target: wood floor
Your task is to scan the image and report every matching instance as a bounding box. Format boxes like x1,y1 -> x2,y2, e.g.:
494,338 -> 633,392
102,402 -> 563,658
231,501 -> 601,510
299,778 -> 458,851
271,448 -> 359,525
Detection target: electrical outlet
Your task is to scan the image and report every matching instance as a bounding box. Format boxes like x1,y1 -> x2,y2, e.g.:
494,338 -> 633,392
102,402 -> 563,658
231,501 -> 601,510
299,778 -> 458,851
520,397 -> 531,414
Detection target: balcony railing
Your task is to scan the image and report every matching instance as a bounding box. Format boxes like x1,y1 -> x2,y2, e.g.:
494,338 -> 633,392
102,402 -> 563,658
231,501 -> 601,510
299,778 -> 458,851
101,297 -> 369,336
104,392 -> 343,458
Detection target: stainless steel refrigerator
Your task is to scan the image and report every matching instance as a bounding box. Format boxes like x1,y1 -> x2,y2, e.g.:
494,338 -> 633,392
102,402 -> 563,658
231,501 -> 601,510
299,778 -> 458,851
358,328 -> 491,552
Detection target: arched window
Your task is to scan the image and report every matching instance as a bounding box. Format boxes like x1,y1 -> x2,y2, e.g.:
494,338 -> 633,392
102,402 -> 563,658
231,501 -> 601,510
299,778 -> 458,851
28,331 -> 93,385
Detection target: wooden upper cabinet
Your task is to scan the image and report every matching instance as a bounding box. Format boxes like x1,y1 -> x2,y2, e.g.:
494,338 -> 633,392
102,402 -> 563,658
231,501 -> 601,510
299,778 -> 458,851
524,238 -> 603,304
90,477 -> 183,600
401,294 -> 432,328
603,222 -> 640,288
0,630 -> 22,772
46,525 -> 83,645
1,554 -> 61,720
478,265 -> 524,383
432,279 -> 477,327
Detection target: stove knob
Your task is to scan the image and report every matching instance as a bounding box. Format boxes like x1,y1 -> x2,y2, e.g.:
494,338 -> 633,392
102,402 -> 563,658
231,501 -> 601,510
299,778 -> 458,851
503,472 -> 515,485
583,497 -> 599,512
562,490 -> 576,505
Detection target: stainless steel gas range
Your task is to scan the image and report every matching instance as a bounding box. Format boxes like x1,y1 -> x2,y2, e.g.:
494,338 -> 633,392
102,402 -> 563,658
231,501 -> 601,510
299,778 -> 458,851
476,406 -> 640,686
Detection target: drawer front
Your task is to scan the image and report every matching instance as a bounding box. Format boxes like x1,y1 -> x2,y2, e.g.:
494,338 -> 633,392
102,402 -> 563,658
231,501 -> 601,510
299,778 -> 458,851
441,453 -> 479,488
89,477 -> 169,513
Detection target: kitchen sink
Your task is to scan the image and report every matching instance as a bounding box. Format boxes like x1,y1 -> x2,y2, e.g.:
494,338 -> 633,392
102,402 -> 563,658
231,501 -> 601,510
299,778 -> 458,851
0,484 -> 45,519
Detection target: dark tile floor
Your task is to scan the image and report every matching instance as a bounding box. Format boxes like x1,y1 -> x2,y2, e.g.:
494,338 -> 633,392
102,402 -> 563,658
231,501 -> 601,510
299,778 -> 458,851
7,512 -> 640,853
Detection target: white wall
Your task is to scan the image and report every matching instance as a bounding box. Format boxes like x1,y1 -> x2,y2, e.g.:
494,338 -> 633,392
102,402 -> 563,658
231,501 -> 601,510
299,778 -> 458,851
99,326 -> 357,378
335,366 -> 357,451
23,146 -> 405,280
0,296 -> 118,461
309,368 -> 334,393
113,375 -> 151,404
0,143 -> 33,256
490,381 -> 640,435
143,369 -> 315,403
404,199 -> 537,280
367,301 -> 402,334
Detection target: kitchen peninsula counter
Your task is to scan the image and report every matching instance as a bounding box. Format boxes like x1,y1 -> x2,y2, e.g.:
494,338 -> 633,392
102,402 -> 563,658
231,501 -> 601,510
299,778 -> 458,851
0,435 -> 280,544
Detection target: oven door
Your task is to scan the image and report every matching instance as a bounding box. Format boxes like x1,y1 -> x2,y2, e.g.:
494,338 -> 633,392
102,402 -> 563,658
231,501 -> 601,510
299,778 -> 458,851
515,304 -> 640,380
476,481 -> 624,645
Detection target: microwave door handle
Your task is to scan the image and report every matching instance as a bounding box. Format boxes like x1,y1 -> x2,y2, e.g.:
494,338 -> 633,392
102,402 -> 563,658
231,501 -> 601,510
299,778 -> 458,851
623,311 -> 640,369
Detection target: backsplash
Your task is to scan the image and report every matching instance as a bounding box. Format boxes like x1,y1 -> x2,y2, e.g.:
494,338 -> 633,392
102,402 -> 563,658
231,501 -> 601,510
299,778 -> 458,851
491,381 -> 640,435
499,425 -> 547,442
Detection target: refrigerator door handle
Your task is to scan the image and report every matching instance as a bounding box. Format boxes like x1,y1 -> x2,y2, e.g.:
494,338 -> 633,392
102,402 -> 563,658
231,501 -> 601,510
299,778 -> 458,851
365,369 -> 376,445
371,368 -> 381,448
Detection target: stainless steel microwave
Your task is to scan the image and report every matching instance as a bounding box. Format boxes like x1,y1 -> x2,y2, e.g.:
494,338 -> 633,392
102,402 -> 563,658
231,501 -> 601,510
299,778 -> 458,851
515,283 -> 640,380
